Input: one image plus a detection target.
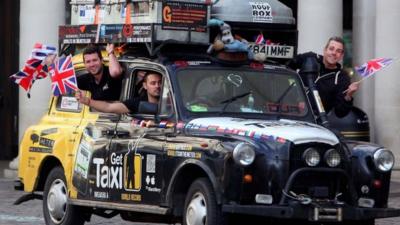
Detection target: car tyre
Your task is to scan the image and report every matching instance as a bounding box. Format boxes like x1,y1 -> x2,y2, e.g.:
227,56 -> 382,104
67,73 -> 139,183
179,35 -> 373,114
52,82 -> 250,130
43,166 -> 85,225
183,178 -> 222,225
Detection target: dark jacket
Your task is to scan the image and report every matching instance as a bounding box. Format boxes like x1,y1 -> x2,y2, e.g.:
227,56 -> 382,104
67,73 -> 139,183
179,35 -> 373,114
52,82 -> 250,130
77,66 -> 122,101
287,52 -> 352,118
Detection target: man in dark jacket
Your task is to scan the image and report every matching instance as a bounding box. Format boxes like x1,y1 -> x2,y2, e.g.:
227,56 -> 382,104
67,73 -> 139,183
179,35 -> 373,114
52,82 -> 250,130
77,44 -> 123,101
287,36 -> 359,117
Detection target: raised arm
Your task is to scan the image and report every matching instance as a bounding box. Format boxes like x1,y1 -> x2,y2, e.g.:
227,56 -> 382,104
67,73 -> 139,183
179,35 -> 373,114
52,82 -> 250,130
106,43 -> 123,78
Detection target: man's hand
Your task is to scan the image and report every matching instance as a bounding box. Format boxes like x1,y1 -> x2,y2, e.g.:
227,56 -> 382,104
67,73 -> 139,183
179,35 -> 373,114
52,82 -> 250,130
344,81 -> 360,101
106,43 -> 115,55
75,90 -> 91,105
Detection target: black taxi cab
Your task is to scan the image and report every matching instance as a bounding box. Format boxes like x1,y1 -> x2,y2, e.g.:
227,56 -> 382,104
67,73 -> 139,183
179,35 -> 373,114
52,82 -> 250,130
14,0 -> 400,224
15,49 -> 400,225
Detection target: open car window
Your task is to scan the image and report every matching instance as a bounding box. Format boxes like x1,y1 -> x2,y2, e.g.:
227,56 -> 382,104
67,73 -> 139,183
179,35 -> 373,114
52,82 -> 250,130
177,68 -> 308,117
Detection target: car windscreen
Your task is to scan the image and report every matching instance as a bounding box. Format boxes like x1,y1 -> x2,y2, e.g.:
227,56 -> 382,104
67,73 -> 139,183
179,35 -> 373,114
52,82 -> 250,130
176,68 -> 309,117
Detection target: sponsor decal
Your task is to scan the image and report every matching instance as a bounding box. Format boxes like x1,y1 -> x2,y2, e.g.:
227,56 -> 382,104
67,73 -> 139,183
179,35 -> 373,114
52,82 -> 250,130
162,1 -> 208,32
99,24 -> 152,43
121,193 -> 142,201
60,96 -> 80,111
74,140 -> 91,180
29,132 -> 55,153
146,154 -> 156,173
167,150 -> 202,159
94,191 -> 108,199
59,25 -> 98,44
39,137 -> 55,148
166,144 -> 193,151
145,186 -> 161,193
94,153 -> 124,189
123,152 -> 142,191
145,174 -> 161,193
30,134 -> 39,144
249,2 -> 273,22
29,147 -> 52,153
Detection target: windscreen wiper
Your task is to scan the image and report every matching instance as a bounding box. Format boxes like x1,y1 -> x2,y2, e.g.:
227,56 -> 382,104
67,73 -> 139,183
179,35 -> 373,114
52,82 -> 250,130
219,91 -> 251,114
273,82 -> 295,119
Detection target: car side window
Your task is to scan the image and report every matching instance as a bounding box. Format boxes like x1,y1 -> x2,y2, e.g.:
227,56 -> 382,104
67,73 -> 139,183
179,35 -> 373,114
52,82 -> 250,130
159,80 -> 174,117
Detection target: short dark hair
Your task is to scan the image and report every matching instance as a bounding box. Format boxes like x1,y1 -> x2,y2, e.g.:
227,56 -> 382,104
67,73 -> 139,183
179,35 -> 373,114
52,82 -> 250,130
325,36 -> 345,50
143,71 -> 161,82
82,45 -> 102,61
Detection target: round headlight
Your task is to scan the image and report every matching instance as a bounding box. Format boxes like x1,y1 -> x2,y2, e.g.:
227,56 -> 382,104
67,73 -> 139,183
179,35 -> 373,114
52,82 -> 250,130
324,149 -> 341,167
303,148 -> 320,167
373,149 -> 394,172
233,142 -> 255,166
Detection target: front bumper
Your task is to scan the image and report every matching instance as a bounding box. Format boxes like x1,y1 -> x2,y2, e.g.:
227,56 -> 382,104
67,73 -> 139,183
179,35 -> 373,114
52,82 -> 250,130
223,203 -> 400,222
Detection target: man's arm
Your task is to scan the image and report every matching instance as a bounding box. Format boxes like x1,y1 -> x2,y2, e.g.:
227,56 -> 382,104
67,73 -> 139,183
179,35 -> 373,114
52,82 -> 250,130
106,43 -> 123,78
75,90 -> 129,113
334,71 -> 355,117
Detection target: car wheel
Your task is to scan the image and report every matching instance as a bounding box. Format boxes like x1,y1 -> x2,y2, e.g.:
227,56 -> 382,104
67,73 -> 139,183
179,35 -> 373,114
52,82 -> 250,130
43,166 -> 85,225
183,178 -> 222,225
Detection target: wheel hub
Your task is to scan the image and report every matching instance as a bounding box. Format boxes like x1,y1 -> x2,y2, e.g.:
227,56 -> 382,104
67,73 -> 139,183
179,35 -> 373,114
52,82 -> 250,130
47,178 -> 67,224
186,192 -> 207,225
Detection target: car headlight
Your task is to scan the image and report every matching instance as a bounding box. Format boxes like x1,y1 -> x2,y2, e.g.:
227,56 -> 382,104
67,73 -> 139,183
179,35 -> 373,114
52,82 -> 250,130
373,148 -> 394,172
324,149 -> 341,167
303,147 -> 320,167
233,142 -> 255,166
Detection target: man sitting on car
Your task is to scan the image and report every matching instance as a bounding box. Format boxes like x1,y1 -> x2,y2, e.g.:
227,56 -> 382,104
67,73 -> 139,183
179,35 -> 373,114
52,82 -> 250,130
75,71 -> 161,114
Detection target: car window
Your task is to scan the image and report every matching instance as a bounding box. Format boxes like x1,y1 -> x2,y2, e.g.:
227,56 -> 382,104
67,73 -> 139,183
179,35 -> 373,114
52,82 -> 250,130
159,80 -> 175,117
177,68 -> 308,117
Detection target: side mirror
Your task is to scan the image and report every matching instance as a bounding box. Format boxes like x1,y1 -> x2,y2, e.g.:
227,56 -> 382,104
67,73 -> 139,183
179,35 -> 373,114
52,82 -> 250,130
138,101 -> 158,114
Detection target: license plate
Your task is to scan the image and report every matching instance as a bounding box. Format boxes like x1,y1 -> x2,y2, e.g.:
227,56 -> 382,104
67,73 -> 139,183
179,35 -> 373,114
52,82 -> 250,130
311,207 -> 342,222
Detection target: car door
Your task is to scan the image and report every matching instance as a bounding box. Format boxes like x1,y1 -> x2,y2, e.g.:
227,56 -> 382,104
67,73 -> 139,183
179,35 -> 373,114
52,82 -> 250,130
107,65 -> 177,206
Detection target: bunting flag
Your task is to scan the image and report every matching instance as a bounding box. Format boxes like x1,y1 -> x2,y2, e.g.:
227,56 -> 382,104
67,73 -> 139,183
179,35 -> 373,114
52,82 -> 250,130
31,43 -> 57,60
355,58 -> 394,78
49,55 -> 78,96
9,43 -> 56,96
254,33 -> 265,45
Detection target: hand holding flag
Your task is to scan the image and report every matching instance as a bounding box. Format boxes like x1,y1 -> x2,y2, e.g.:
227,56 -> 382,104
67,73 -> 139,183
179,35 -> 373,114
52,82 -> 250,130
9,43 -> 57,97
344,57 -> 396,94
49,55 -> 78,96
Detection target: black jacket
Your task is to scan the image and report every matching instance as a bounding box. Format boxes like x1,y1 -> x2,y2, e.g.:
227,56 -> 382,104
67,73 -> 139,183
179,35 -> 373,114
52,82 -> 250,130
77,66 -> 122,101
287,52 -> 352,118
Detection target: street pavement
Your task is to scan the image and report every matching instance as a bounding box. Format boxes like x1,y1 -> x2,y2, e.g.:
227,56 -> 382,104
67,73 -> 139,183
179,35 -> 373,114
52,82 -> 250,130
1,161 -> 400,225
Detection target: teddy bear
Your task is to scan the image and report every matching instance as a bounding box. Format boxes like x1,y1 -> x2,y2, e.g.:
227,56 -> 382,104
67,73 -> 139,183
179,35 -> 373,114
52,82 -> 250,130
207,18 -> 251,57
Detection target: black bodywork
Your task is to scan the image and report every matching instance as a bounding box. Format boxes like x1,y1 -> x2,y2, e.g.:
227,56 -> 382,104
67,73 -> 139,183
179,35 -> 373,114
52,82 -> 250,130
66,57 -> 400,224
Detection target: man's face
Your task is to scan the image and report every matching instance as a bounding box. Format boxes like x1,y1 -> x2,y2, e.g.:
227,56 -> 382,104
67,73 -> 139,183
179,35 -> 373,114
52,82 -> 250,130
83,53 -> 103,75
143,74 -> 162,99
323,40 -> 344,69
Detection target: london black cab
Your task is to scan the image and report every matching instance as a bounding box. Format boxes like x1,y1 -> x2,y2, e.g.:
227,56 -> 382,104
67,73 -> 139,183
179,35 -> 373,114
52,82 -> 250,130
14,0 -> 400,225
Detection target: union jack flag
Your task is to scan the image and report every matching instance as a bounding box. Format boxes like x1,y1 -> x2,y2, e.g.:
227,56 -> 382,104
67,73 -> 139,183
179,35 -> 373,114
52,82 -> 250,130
355,58 -> 394,78
31,43 -> 57,60
9,43 -> 56,96
49,55 -> 78,96
10,58 -> 49,92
